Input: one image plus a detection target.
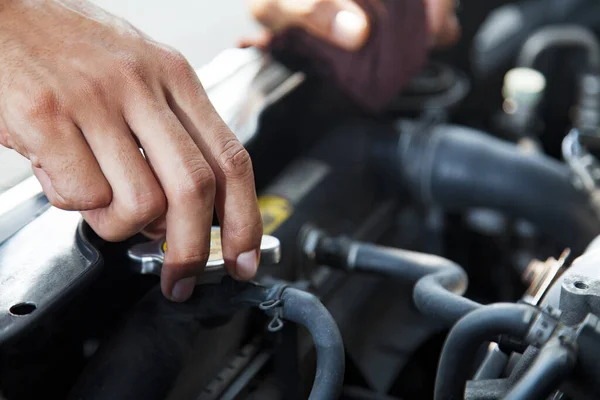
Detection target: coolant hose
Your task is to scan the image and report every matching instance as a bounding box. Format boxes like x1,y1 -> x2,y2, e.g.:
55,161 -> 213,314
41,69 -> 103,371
280,287 -> 345,400
399,124 -> 600,252
69,279 -> 345,400
413,266 -> 479,326
434,304 -> 537,400
313,234 -> 480,326
504,337 -> 576,400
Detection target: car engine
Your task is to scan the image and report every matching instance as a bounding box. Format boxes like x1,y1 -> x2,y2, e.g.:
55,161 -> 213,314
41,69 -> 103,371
3,0 -> 600,399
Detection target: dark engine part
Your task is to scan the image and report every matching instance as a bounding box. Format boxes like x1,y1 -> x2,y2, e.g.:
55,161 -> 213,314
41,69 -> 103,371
69,279 -> 344,400
442,234 -> 600,400
545,236 -> 600,325
394,122 -> 600,252
503,336 -> 576,400
471,0 -> 600,77
515,25 -> 600,71
390,63 -> 471,113
303,224 -> 600,400
436,303 -> 539,400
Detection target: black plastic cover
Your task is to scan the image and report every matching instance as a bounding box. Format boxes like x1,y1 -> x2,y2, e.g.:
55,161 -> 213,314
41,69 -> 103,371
0,207 -> 102,344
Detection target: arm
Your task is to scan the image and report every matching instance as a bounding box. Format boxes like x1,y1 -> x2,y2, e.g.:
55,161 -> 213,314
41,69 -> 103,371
247,0 -> 461,112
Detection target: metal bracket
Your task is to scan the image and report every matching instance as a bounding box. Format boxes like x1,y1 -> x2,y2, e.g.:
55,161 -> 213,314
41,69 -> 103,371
525,306 -> 562,347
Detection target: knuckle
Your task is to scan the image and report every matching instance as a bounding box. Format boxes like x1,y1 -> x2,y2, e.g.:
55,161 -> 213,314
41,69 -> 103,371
92,184 -> 113,208
174,162 -> 216,201
173,247 -> 211,266
49,179 -> 112,211
79,77 -> 107,101
48,190 -> 87,211
22,89 -> 63,121
217,138 -> 253,180
124,191 -> 167,225
226,219 -> 263,244
115,53 -> 148,84
163,48 -> 193,79
161,48 -> 201,94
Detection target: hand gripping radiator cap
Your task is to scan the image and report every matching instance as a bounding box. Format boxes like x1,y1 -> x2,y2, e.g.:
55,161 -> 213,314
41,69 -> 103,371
127,226 -> 281,284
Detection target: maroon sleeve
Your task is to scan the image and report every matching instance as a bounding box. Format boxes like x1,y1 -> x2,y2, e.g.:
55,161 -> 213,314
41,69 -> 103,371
268,0 -> 429,113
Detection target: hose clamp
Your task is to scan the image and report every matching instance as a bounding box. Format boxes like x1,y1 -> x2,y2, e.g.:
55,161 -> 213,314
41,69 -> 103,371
259,283 -> 288,333
525,306 -> 562,347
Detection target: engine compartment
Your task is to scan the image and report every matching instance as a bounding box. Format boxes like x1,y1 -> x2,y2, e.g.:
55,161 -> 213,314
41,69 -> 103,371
3,1 -> 600,399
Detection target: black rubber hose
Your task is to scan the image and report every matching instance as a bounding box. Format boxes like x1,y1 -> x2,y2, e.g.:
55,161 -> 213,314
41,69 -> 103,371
280,287 -> 345,400
413,268 -> 479,327
504,338 -> 576,400
434,303 -> 537,400
399,124 -> 600,253
68,279 -> 275,400
517,25 -> 600,70
314,235 -> 480,326
470,0 -> 594,77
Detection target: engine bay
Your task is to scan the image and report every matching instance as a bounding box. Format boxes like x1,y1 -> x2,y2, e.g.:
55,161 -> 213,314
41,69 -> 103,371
3,1 -> 600,399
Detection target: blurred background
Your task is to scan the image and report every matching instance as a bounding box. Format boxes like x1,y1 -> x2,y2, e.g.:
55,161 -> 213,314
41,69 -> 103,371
0,0 -> 262,194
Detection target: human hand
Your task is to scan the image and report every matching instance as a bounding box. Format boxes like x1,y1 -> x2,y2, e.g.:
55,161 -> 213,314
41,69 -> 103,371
0,0 -> 262,302
245,0 -> 460,50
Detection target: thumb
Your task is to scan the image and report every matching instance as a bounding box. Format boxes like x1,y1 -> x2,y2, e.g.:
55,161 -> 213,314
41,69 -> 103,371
250,0 -> 370,51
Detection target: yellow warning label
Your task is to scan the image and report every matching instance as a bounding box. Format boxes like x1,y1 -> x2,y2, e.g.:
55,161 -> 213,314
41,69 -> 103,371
258,196 -> 293,235
209,228 -> 223,261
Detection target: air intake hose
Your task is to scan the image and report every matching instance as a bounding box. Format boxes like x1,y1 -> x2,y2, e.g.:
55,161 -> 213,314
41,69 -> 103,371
398,124 -> 600,252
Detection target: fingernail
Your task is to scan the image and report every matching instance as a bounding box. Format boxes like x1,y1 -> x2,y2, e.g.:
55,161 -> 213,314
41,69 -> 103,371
171,276 -> 196,302
236,249 -> 259,280
332,10 -> 368,50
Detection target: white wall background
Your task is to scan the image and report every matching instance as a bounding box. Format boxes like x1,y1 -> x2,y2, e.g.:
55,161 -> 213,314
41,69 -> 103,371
95,0 -> 261,68
0,0 -> 260,192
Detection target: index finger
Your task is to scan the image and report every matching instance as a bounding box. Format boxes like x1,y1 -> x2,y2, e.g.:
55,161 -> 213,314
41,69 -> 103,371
126,98 -> 216,302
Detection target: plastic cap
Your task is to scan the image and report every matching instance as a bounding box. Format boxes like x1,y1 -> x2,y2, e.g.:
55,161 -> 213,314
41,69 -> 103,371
502,67 -> 547,106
